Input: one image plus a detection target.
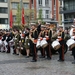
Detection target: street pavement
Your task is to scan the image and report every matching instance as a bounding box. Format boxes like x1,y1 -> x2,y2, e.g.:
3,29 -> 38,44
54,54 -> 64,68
0,51 -> 75,75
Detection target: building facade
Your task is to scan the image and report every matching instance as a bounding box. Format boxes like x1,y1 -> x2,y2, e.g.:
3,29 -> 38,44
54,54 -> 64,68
52,0 -> 61,25
0,0 -> 9,29
36,0 -> 52,22
60,0 -> 75,28
10,0 -> 30,26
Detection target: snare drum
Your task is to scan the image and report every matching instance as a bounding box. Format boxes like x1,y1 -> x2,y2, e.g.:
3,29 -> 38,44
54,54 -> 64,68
41,38 -> 48,48
4,40 -> 8,46
36,39 -> 41,48
9,39 -> 14,47
66,39 -> 75,49
0,40 -> 2,46
52,40 -> 61,50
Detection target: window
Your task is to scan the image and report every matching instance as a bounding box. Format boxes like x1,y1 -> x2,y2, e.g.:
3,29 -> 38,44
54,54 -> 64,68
0,7 -> 8,13
64,0 -> 75,10
31,12 -> 34,19
38,0 -> 42,6
23,3 -> 29,9
13,16 -> 16,22
31,0 -> 34,8
54,0 -> 55,5
45,10 -> 49,19
0,0 -> 7,2
31,0 -> 33,4
0,18 -> 8,24
45,0 -> 49,6
11,2 -> 19,9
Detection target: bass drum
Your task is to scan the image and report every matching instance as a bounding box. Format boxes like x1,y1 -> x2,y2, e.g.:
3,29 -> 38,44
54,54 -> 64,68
52,40 -> 61,50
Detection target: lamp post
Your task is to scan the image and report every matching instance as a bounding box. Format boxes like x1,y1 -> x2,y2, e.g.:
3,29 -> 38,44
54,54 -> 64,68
60,0 -> 65,29
61,0 -> 64,29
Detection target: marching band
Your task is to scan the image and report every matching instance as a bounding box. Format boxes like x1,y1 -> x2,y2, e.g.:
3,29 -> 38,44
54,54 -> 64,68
0,20 -> 75,64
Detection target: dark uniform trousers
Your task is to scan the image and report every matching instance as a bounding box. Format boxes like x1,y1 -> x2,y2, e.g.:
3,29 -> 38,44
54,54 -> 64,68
30,30 -> 38,61
45,40 -> 52,59
45,30 -> 52,59
72,47 -> 75,60
30,40 -> 37,61
58,40 -> 64,61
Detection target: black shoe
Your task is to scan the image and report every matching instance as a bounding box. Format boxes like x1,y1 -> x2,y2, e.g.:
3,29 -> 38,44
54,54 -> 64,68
39,56 -> 45,58
31,60 -> 37,62
13,53 -> 16,54
47,57 -> 51,60
26,56 -> 29,58
72,61 -> 75,64
58,59 -> 64,62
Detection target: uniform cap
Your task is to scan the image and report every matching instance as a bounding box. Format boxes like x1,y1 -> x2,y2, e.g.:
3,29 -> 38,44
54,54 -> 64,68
41,25 -> 45,28
73,18 -> 75,21
46,22 -> 50,25
30,23 -> 36,26
71,25 -> 75,28
58,25 -> 63,28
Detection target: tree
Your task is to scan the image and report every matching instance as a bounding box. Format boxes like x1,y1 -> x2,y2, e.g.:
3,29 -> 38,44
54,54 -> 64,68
24,9 -> 34,26
38,9 -> 43,21
13,4 -> 22,30
16,4 -> 21,26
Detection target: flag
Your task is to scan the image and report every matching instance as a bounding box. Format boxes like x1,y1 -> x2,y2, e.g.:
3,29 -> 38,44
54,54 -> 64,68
10,10 -> 13,28
21,8 -> 25,26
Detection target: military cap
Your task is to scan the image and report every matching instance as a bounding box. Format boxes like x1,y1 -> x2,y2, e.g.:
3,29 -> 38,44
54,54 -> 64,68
73,18 -> 75,22
71,25 -> 75,28
46,22 -> 50,25
41,25 -> 46,28
30,23 -> 36,26
58,25 -> 63,28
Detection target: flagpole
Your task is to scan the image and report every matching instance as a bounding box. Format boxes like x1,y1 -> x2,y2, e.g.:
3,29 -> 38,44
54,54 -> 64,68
20,0 -> 23,25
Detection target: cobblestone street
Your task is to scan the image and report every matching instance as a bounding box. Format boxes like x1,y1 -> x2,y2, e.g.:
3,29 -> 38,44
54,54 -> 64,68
0,51 -> 75,75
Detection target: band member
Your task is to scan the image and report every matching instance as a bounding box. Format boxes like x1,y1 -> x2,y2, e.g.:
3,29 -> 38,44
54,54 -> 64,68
64,28 -> 70,52
38,25 -> 46,58
45,22 -> 52,59
37,20 -> 41,34
51,28 -> 58,54
70,28 -> 75,64
14,29 -> 20,55
57,25 -> 65,62
0,32 -> 3,52
6,30 -> 14,53
69,25 -> 75,37
73,18 -> 75,26
1,31 -> 7,52
19,30 -> 25,56
24,27 -> 30,58
29,23 -> 38,62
